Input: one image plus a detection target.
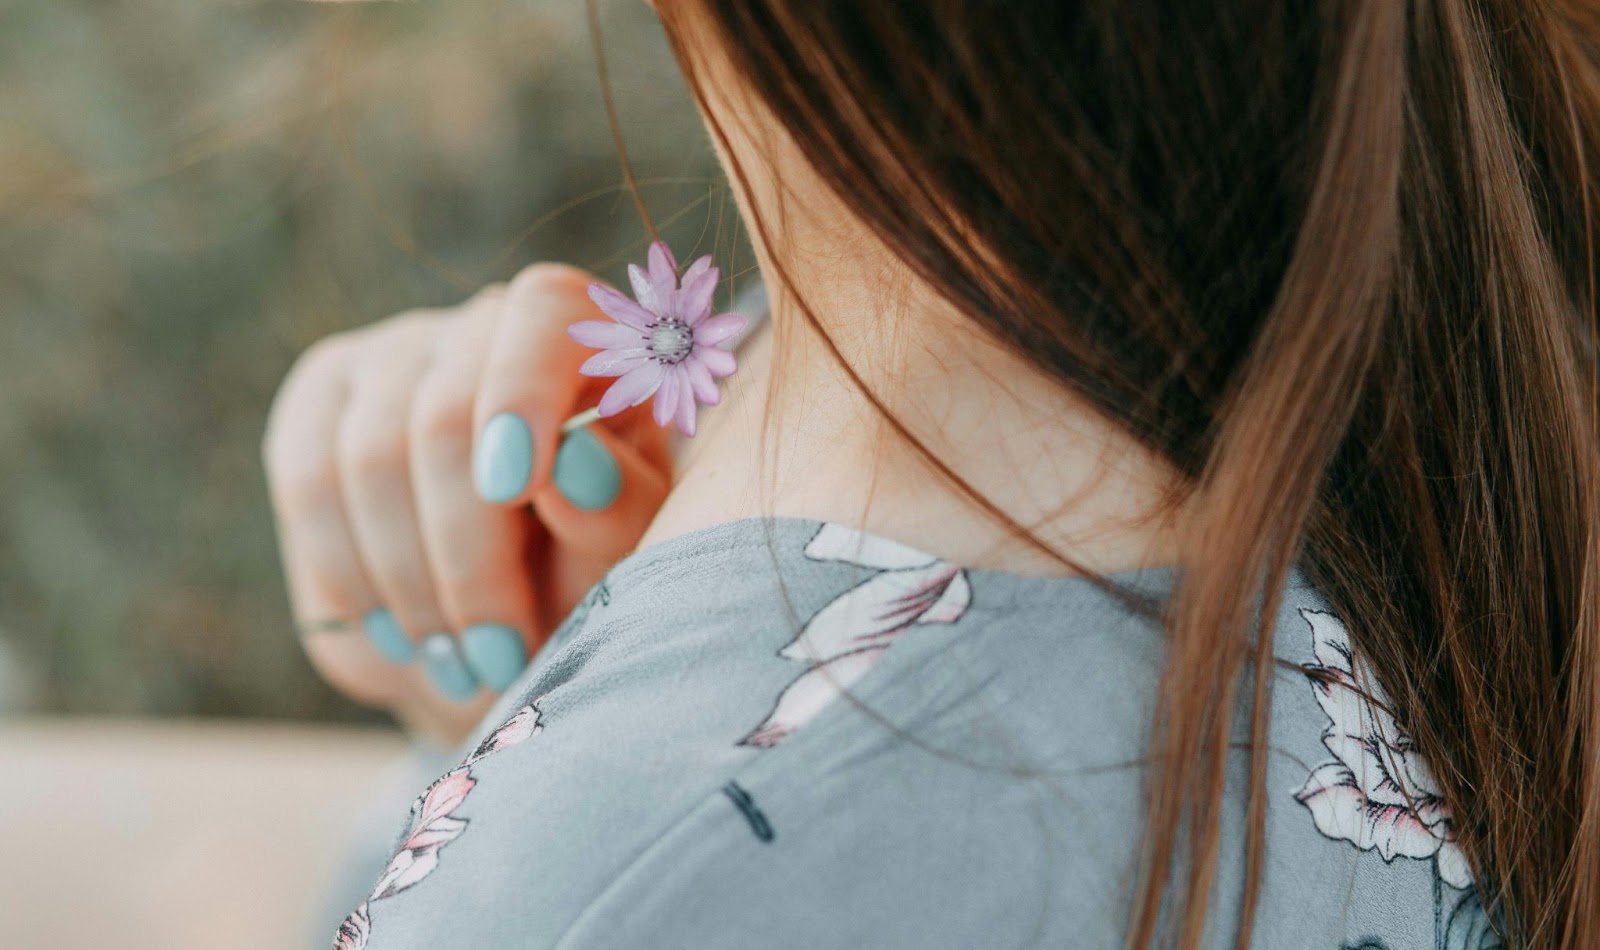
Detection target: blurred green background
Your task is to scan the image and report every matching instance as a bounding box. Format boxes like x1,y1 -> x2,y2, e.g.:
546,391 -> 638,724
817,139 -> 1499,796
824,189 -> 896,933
0,0 -> 733,721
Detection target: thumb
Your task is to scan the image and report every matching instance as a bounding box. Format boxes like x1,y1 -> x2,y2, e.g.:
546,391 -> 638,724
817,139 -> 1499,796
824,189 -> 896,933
533,418 -> 671,599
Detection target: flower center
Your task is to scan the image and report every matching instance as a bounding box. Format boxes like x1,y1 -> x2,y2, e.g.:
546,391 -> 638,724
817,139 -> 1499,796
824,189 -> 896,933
648,321 -> 693,364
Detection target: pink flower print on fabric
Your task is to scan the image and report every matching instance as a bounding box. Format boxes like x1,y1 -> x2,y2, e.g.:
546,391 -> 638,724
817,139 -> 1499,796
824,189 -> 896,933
569,240 -> 746,437
740,524 -> 971,747
370,766 -> 476,901
1294,609 -> 1472,890
329,702 -> 545,950
466,702 -> 543,765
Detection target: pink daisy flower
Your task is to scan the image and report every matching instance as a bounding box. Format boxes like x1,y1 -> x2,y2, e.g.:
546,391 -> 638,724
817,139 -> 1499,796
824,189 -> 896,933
569,241 -> 747,437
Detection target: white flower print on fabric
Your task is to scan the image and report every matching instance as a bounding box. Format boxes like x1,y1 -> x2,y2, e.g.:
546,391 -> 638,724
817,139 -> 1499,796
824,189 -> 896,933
740,524 -> 970,747
333,903 -> 371,950
330,702 -> 544,950
1294,609 -> 1472,890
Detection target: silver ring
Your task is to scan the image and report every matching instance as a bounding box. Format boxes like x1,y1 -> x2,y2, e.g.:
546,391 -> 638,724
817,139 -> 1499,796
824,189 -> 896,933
295,617 -> 360,636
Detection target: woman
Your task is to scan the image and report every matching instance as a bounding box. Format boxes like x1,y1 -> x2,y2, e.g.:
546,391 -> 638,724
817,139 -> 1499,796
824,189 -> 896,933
263,2 -> 1600,947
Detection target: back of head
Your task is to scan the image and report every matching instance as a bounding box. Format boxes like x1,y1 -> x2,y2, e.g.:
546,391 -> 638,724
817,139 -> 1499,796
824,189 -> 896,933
657,2 -> 1600,946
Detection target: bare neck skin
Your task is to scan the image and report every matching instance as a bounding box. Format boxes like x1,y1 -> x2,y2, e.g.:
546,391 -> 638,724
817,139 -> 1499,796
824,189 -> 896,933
636,58 -> 1190,577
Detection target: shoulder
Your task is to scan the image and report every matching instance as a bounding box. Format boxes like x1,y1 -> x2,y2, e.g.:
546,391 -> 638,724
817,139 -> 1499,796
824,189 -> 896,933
553,575 -> 1475,950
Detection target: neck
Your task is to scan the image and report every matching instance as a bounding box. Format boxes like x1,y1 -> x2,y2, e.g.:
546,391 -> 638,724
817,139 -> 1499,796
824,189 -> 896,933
638,259 -> 1191,577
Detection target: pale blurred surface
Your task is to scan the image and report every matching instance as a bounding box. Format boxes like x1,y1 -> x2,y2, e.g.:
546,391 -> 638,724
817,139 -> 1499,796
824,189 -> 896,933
0,719 -> 410,950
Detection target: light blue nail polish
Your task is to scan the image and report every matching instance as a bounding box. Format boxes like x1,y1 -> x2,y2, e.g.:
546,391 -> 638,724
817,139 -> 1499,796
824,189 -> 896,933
475,412 -> 535,504
460,623 -> 530,691
552,426 -> 621,511
362,608 -> 414,664
420,633 -> 479,701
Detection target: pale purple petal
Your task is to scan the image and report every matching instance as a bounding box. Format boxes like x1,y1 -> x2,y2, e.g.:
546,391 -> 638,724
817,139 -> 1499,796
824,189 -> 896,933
628,263 -> 669,316
674,376 -> 698,437
647,240 -> 678,290
580,348 -> 651,378
587,283 -> 655,330
677,258 -> 718,325
693,312 -> 746,346
683,356 -> 721,406
653,367 -> 681,428
694,344 -> 737,378
567,319 -> 644,350
597,360 -> 665,417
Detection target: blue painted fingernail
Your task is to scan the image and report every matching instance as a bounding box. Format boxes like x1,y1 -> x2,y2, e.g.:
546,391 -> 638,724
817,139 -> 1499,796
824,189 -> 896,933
475,412 -> 535,504
460,623 -> 530,691
552,426 -> 620,511
420,633 -> 479,701
362,608 -> 414,664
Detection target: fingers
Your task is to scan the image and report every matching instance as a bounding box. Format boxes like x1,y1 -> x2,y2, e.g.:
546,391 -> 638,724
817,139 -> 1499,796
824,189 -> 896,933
472,263 -> 614,507
263,333 -> 407,708
334,315 -> 460,678
409,291 -> 545,691
534,421 -> 671,610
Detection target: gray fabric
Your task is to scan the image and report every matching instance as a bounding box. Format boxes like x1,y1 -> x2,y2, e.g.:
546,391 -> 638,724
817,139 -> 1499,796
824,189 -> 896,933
323,517 -> 1493,950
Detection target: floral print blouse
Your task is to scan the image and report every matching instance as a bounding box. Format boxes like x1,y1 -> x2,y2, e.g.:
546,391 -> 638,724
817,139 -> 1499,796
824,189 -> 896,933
322,517 -> 1497,950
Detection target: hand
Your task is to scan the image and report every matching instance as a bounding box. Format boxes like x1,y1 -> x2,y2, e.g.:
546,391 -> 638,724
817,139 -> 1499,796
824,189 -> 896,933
263,264 -> 672,746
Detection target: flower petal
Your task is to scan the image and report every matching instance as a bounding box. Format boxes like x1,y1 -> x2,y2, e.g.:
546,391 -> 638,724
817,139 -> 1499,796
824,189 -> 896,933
803,523 -> 938,569
647,240 -> 678,288
587,283 -> 656,329
597,360 -> 665,417
777,562 -> 963,662
1436,844 -> 1475,890
693,312 -> 747,346
674,377 -> 698,437
677,258 -> 718,325
917,570 -> 971,623
568,319 -> 644,350
371,846 -> 439,900
466,703 -> 543,764
653,367 -> 681,428
694,344 -> 737,379
415,768 -> 475,826
683,355 -> 721,406
332,903 -> 371,950
1302,609 -> 1357,678
738,647 -> 887,747
580,348 -> 651,378
628,263 -> 669,316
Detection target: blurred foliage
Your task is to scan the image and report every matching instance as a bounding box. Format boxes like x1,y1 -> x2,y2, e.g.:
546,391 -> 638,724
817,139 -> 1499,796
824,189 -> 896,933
0,0 -> 737,720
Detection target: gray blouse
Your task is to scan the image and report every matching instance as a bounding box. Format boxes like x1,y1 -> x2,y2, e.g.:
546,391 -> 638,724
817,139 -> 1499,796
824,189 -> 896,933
322,517 -> 1496,949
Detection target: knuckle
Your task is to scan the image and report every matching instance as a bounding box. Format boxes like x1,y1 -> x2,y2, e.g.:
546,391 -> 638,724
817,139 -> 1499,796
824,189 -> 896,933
337,416 -> 410,482
410,380 -> 476,446
268,454 -> 342,514
508,261 -> 588,300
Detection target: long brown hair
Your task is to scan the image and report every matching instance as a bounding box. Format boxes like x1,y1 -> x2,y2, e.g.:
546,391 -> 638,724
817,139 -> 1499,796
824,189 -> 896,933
652,1 -> 1600,947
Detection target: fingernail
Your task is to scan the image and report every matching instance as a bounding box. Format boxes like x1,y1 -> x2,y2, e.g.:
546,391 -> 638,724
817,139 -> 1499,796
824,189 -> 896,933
474,412 -> 535,503
420,633 -> 479,701
460,623 -> 530,691
362,608 -> 414,664
552,426 -> 621,511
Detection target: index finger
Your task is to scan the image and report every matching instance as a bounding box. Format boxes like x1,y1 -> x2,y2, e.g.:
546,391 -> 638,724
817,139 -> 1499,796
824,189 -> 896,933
471,263 -> 603,507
